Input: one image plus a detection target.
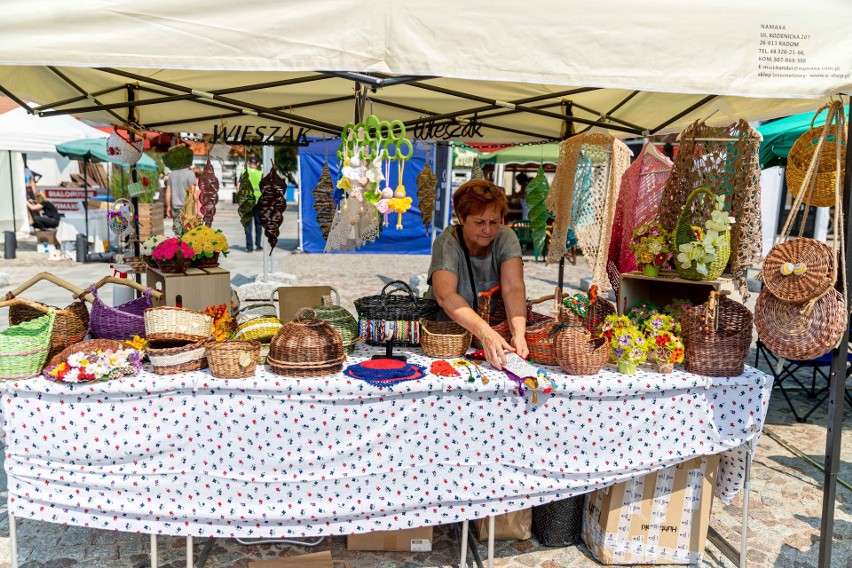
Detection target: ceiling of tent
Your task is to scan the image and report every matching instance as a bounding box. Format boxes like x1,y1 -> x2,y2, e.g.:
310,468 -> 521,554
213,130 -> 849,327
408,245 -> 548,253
0,0 -> 849,144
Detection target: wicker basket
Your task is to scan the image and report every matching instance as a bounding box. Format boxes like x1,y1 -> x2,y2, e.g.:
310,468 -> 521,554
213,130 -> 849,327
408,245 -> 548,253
88,285 -> 152,340
761,238 -> 835,304
558,299 -> 616,336
206,340 -> 261,379
122,256 -> 149,274
144,255 -> 158,268
234,317 -> 282,342
162,145 -> 194,170
0,310 -> 55,380
192,252 -> 220,268
681,292 -> 752,377
754,287 -> 846,361
6,295 -> 89,362
525,316 -> 558,366
144,306 -> 213,342
674,187 -> 731,281
354,281 -> 438,347
554,326 -> 609,376
786,102 -> 847,208
236,302 -> 278,325
267,308 -> 345,377
313,298 -> 360,355
156,249 -> 192,274
420,319 -> 472,359
147,338 -> 210,375
47,339 -> 124,368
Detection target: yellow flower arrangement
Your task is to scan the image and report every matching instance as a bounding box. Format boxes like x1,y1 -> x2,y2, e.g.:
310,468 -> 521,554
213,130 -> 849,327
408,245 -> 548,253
181,225 -> 229,259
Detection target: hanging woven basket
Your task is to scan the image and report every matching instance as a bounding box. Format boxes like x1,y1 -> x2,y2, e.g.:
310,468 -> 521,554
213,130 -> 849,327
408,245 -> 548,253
761,238 -> 835,304
786,104 -> 847,208
674,187 -> 730,281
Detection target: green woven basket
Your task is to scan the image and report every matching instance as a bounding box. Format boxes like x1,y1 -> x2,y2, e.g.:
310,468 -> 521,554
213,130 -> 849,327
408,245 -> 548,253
312,302 -> 359,354
674,187 -> 731,281
0,310 -> 56,380
163,145 -> 194,170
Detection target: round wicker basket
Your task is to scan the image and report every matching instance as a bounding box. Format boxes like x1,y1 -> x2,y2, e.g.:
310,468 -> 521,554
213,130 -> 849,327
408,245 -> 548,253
206,340 -> 261,379
554,326 -> 609,376
681,293 -> 752,377
147,338 -> 210,375
786,104 -> 846,208
761,238 -> 834,304
267,308 -> 345,377
234,317 -> 282,343
144,306 -> 213,342
47,339 -> 123,368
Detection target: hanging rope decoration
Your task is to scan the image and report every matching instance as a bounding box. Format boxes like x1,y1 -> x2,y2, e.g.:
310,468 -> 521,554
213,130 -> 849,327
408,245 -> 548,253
470,155 -> 485,180
526,165 -> 551,258
236,169 -> 257,229
197,158 -> 220,227
257,167 -> 287,254
416,157 -> 437,232
312,162 -> 337,241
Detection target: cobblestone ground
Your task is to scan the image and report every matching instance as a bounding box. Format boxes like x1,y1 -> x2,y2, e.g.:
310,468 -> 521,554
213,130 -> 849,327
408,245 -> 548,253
0,202 -> 850,567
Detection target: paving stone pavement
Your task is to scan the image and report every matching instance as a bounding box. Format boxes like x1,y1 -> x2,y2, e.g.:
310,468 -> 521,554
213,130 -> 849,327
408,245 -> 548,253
0,201 -> 850,567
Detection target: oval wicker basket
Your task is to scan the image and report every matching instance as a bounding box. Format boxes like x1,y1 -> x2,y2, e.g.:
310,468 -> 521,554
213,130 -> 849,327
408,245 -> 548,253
786,104 -> 847,208
0,310 -> 55,380
761,238 -> 835,304
88,285 -> 152,340
554,326 -> 609,376
47,339 -> 123,368
681,293 -> 752,377
192,252 -> 220,268
267,308 -> 345,377
525,316 -> 558,366
6,295 -> 89,362
674,187 -> 731,281
147,338 -> 210,375
206,340 -> 261,379
234,317 -> 282,343
754,287 -> 846,361
144,306 -> 213,342
236,302 -> 279,325
420,319 -> 472,359
313,301 -> 360,355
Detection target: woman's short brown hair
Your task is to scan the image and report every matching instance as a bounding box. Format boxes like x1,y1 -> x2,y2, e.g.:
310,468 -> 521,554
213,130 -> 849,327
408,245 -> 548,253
453,179 -> 508,221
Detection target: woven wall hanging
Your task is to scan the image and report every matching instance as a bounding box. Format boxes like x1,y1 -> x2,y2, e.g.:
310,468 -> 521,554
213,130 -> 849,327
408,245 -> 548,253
312,163 -> 336,241
236,169 -> 257,229
257,168 -> 287,254
658,120 -> 761,298
197,159 -> 220,227
416,158 -> 437,232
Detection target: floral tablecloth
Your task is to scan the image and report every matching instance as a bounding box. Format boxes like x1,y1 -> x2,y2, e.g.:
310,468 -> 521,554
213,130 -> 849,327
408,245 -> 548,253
0,345 -> 770,538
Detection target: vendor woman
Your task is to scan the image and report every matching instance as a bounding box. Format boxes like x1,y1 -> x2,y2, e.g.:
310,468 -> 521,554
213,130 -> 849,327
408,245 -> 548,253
426,179 -> 528,370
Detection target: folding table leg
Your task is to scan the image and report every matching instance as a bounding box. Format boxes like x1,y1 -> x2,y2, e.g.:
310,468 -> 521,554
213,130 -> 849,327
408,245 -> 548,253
459,520 -> 469,567
150,534 -> 157,568
187,535 -> 193,568
740,446 -> 752,568
488,516 -> 495,568
10,514 -> 17,568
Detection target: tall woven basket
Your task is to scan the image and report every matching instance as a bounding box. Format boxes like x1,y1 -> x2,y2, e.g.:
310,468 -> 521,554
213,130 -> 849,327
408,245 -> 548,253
88,285 -> 152,340
0,309 -> 55,380
267,308 -> 346,377
786,102 -> 847,207
6,293 -> 89,362
681,292 -> 752,377
354,281 -> 438,347
674,187 -> 730,281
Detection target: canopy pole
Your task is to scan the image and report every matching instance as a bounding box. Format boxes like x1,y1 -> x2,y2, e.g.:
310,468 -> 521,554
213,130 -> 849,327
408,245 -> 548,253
818,94 -> 852,568
83,157 -> 90,240
8,151 -> 17,233
127,84 -> 142,284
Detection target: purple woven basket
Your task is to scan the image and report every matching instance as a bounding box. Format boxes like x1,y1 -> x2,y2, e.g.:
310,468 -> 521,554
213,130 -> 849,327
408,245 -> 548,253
88,285 -> 153,340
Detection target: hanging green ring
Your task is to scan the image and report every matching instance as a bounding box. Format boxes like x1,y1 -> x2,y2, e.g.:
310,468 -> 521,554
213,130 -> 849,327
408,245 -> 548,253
389,120 -> 406,141
396,138 -> 414,160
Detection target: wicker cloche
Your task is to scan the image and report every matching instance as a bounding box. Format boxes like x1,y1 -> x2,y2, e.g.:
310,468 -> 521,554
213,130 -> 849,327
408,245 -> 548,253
267,308 -> 345,377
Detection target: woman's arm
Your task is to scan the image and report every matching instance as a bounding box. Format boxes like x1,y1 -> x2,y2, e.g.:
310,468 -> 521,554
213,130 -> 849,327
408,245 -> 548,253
431,269 -> 515,369
499,257 -> 529,359
26,200 -> 42,212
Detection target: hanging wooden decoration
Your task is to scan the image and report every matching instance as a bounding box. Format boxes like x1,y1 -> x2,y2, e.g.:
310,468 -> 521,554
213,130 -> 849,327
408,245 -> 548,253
197,159 -> 220,227
236,169 -> 256,229
416,158 -> 437,232
257,168 -> 287,254
471,155 -> 484,180
178,185 -> 202,237
526,165 -> 550,258
312,163 -> 336,240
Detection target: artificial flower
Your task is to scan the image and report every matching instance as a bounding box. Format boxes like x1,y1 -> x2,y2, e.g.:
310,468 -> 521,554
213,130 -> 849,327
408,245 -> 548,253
43,348 -> 142,383
181,225 -> 230,259
629,222 -> 672,269
152,237 -> 194,261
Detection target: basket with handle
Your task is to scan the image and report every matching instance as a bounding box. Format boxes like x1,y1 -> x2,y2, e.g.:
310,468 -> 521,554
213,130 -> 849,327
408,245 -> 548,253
523,294 -> 558,366
162,144 -> 194,170
267,308 -> 346,377
420,319 -> 472,359
147,337 -> 211,375
312,289 -> 360,355
681,291 -> 752,377
87,285 -> 153,340
206,340 -> 261,379
0,302 -> 55,380
354,280 -> 438,347
144,306 -> 213,342
474,286 -> 545,347
47,339 -> 124,368
786,102 -> 847,208
552,288 -> 609,375
674,187 -> 731,281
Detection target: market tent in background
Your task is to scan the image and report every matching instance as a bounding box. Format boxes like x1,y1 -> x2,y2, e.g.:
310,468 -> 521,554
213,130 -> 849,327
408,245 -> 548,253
758,105 -> 850,169
0,105 -> 108,233
54,137 -> 158,170
480,144 -> 560,166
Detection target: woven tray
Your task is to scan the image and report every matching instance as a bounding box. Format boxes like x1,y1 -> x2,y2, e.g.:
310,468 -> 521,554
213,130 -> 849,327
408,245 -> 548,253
147,338 -> 210,375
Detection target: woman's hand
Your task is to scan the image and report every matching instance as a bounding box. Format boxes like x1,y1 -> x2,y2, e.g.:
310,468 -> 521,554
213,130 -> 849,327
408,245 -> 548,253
479,327 -> 515,370
510,333 -> 529,361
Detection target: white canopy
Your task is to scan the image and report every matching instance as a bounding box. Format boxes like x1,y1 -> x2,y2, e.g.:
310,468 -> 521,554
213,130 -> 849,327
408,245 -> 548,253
0,105 -> 106,152
0,0 -> 849,142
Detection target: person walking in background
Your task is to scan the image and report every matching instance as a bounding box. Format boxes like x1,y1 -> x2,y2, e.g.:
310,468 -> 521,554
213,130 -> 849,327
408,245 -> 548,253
243,156 -> 263,252
165,165 -> 197,235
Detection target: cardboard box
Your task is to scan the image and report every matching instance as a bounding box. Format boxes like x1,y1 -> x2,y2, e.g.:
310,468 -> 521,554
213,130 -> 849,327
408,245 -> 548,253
249,550 -> 349,568
146,265 -> 231,312
474,509 -> 533,541
617,271 -> 730,315
35,229 -> 59,247
583,454 -> 720,565
347,526 -> 433,552
275,285 -> 334,322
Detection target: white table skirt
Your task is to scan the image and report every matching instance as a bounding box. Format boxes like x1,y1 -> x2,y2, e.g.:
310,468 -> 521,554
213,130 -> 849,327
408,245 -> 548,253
1,345 -> 770,538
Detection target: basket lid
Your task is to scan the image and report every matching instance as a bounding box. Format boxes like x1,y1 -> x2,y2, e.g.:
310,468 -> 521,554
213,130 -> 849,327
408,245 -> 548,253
270,308 -> 345,364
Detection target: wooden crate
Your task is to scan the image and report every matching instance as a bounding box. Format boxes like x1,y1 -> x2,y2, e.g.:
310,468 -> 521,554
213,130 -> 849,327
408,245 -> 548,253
137,202 -> 165,240
146,265 -> 231,312
617,270 -> 731,315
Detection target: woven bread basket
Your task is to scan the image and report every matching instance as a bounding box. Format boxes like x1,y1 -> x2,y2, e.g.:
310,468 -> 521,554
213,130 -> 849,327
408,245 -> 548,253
206,340 -> 261,379
761,238 -> 835,304
681,292 -> 752,377
234,317 -> 282,343
144,306 -> 213,342
47,339 -> 123,368
420,319 -> 471,359
267,308 -> 345,377
147,338 -> 210,375
6,294 -> 89,362
786,102 -> 847,208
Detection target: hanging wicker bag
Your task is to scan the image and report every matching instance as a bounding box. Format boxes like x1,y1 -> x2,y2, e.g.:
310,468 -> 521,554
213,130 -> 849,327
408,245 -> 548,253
162,144 -> 194,170
761,238 -> 835,304
147,338 -> 211,375
144,306 -> 213,342
88,285 -> 153,340
0,308 -> 55,380
5,293 -> 89,362
313,290 -> 360,355
267,308 -> 345,377
106,128 -> 144,165
420,319 -> 472,359
755,287 -> 846,361
206,340 -> 261,379
234,316 -> 282,343
354,280 -> 438,347
786,103 -> 847,207
674,187 -> 731,281
681,292 -> 752,377
47,339 -> 123,368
